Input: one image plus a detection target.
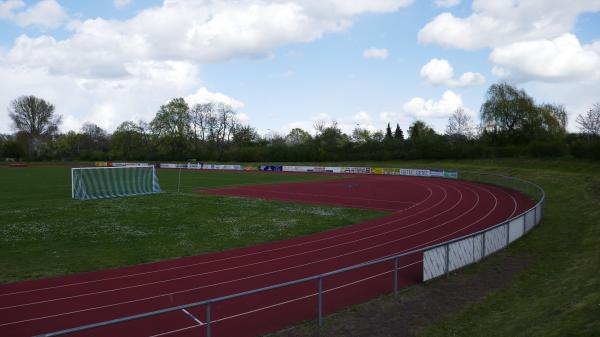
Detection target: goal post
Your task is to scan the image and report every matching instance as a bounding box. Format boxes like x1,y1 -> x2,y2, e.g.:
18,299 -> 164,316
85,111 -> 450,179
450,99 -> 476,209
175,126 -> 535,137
71,166 -> 161,200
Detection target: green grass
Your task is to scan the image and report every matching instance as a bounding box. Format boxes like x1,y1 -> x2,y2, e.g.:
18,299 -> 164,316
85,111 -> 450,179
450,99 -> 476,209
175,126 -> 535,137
418,159 -> 600,337
0,167 -> 385,283
257,159 -> 600,337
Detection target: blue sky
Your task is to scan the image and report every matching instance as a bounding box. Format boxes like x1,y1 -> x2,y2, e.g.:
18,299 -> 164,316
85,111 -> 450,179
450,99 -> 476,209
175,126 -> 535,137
1,0 -> 599,136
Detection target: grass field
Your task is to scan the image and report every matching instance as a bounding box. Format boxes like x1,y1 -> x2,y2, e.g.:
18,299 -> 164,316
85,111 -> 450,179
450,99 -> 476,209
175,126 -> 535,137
0,166 -> 385,283
266,159 -> 600,337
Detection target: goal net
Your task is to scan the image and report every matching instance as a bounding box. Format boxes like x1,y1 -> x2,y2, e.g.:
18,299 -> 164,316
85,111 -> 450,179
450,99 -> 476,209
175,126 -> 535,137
71,166 -> 161,200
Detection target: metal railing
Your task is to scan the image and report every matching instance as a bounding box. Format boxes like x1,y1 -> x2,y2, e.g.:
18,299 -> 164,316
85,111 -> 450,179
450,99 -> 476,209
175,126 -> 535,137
35,171 -> 544,337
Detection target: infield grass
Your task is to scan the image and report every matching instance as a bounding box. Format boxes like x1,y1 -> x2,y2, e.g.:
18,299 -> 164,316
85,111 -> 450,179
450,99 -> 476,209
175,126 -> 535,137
0,167 -> 386,283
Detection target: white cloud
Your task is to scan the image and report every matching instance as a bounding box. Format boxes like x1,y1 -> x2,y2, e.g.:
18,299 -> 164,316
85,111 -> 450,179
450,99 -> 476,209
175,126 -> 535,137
114,0 -> 132,9
418,0 -> 600,50
184,87 -> 245,109
363,47 -> 389,60
403,90 -> 465,119
491,33 -> 600,82
420,58 -> 485,87
435,0 -> 460,8
0,0 -> 24,19
0,0 -> 414,133
13,0 -> 68,29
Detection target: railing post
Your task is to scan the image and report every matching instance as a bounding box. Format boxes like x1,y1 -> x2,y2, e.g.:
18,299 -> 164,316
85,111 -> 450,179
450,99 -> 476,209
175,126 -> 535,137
506,222 -> 510,247
318,276 -> 323,326
206,303 -> 211,337
444,244 -> 449,275
393,257 -> 398,296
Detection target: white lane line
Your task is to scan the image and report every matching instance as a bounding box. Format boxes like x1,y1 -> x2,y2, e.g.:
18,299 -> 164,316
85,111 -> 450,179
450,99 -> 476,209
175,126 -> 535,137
0,184 -> 449,311
0,179 -> 435,298
181,309 -> 204,326
0,184 -> 467,326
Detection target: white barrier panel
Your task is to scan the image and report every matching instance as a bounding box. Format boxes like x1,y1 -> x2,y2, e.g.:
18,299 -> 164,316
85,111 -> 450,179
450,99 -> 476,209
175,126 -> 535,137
484,224 -> 508,256
509,216 -> 525,243
203,164 -> 243,170
473,233 -> 484,261
535,203 -> 543,225
112,162 -> 150,167
448,237 -> 475,272
525,209 -> 536,232
423,246 -> 447,281
341,167 -> 371,174
160,163 -> 178,168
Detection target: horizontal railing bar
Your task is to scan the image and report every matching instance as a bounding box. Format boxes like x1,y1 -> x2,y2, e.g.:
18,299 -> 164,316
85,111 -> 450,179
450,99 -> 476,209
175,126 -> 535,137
35,170 -> 544,337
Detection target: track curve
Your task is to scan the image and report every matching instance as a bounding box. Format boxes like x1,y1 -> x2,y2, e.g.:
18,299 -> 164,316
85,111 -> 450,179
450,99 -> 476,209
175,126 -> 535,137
0,174 -> 533,337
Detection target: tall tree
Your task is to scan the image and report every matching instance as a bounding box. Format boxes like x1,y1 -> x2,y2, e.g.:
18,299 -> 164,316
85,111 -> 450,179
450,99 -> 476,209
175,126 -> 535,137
151,98 -> 191,155
445,107 -> 475,140
385,123 -> 393,140
576,103 -> 600,136
8,95 -> 62,155
285,128 -> 312,145
394,124 -> 404,141
480,82 -> 535,141
408,120 -> 436,139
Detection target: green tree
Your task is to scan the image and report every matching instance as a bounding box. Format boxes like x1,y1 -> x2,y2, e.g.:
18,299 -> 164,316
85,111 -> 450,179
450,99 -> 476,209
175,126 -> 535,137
151,98 -> 191,156
385,123 -> 393,141
408,120 -> 436,139
394,124 -> 404,141
285,128 -> 312,145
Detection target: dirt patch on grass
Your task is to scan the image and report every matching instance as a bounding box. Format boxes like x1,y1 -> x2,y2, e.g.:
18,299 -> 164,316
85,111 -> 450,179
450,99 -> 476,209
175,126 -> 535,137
269,252 -> 531,337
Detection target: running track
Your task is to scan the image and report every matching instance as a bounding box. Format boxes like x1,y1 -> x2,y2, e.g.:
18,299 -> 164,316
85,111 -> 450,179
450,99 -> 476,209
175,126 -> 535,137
0,174 -> 533,337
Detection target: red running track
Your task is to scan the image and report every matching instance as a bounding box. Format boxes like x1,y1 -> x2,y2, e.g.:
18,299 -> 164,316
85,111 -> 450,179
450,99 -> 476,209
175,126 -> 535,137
0,174 -> 533,337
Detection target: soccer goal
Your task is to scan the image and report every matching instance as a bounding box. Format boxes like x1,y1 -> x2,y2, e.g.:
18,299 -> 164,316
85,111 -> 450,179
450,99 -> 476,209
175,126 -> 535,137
71,166 -> 161,200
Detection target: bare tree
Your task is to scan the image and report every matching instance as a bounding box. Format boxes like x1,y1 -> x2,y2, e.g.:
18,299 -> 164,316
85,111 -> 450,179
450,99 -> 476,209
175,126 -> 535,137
8,95 -> 62,155
445,107 -> 475,140
190,103 -> 214,143
576,103 -> 600,136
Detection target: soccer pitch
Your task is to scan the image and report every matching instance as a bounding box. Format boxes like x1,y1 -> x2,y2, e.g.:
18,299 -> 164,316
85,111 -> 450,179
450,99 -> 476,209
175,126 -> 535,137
0,166 -> 385,284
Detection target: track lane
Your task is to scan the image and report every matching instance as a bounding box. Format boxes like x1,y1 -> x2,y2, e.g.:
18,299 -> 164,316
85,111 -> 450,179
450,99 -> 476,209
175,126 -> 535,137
0,175 -> 532,337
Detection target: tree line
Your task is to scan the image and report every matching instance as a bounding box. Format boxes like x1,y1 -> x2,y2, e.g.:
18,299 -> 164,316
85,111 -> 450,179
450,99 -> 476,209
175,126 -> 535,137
1,82 -> 599,162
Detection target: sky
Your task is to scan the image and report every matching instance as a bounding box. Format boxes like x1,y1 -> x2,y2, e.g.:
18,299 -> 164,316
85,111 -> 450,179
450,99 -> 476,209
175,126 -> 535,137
0,0 -> 599,136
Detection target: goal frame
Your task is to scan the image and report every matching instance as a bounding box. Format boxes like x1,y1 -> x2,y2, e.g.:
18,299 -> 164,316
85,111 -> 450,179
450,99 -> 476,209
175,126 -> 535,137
71,165 -> 160,200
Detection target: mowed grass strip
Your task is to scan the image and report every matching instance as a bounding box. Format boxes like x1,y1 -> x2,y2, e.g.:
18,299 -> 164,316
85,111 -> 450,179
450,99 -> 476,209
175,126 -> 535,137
0,167 -> 386,284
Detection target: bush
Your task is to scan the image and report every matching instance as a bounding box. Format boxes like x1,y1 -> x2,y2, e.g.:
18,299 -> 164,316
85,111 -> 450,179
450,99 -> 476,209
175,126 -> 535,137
527,140 -> 568,158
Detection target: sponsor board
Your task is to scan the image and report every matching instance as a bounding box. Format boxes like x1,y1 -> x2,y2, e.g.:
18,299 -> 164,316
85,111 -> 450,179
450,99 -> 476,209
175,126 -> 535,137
341,167 -> 372,174
112,162 -> 151,167
430,170 -> 444,177
259,165 -> 283,171
203,164 -> 243,170
95,162 -> 108,167
372,167 -> 384,175
444,171 -> 458,179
